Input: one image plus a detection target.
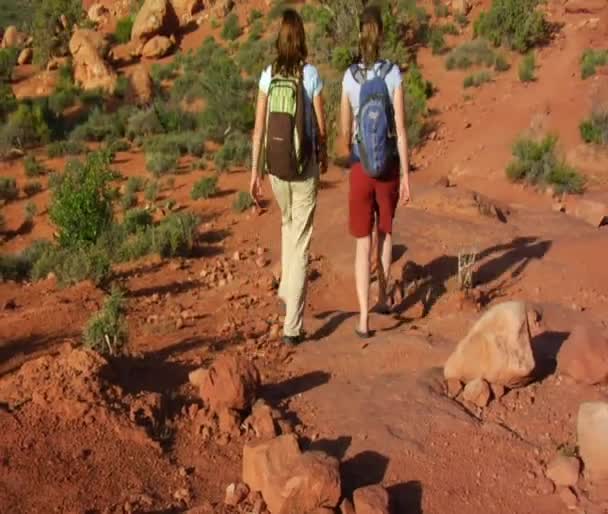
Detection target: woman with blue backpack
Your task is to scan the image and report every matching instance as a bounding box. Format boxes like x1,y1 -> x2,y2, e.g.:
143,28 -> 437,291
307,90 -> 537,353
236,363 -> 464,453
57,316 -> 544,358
339,5 -> 412,338
250,9 -> 328,345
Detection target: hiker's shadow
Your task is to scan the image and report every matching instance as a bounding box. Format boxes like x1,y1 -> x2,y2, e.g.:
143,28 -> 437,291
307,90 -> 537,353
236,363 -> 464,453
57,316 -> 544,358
311,310 -> 357,340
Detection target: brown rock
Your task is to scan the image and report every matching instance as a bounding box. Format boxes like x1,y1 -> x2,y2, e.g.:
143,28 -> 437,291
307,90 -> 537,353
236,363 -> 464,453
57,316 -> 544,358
444,301 -> 535,388
565,0 -> 606,13
578,401 -> 608,483
224,482 -> 249,506
198,354 -> 260,413
17,48 -> 32,66
568,197 -> 608,227
169,0 -> 203,24
451,0 -> 471,14
353,485 -> 390,514
340,498 -> 356,514
218,408 -> 241,435
245,400 -> 278,439
557,323 -> 608,385
546,455 -> 581,487
132,0 -> 176,46
1,26 -> 20,49
558,487 -> 578,508
69,29 -> 117,93
47,57 -> 70,71
277,452 -> 341,514
188,368 -> 206,388
129,64 -> 154,105
70,28 -> 111,58
88,3 -> 110,24
462,378 -> 491,408
490,383 -> 506,400
445,378 -> 463,398
142,35 -> 174,58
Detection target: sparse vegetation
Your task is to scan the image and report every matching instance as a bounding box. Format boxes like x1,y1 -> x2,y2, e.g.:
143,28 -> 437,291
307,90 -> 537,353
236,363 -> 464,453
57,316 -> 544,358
446,39 -> 503,70
47,140 -> 87,158
114,16 -> 134,44
580,107 -> 608,145
248,9 -> 263,24
0,48 -> 18,83
145,147 -> 180,177
123,207 -> 153,234
581,49 -> 608,79
0,101 -> 53,152
404,65 -> 434,149
429,27 -> 447,55
506,134 -> 585,193
25,200 -> 38,220
222,13 -> 242,41
0,240 -> 52,281
23,181 -> 43,197
233,191 -> 254,213
474,0 -> 549,53
0,177 -> 18,202
519,52 -> 536,82
24,155 -> 47,177
458,248 -> 477,291
83,286 -> 128,356
191,176 -> 218,200
464,70 -> 492,88
144,180 -> 159,203
214,131 -> 251,171
32,0 -> 84,65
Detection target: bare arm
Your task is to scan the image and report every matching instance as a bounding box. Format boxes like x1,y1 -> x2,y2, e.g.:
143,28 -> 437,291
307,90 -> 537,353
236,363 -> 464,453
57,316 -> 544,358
393,84 -> 411,204
250,90 -> 267,201
313,93 -> 328,173
338,88 -> 352,162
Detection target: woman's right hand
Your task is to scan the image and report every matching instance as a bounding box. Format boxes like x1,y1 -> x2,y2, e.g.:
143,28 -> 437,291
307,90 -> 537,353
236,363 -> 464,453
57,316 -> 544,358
250,172 -> 262,206
399,179 -> 411,206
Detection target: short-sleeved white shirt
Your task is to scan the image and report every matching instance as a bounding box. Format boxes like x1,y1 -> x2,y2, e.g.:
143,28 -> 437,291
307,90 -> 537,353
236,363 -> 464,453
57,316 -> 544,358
342,61 -> 402,140
259,63 -> 323,141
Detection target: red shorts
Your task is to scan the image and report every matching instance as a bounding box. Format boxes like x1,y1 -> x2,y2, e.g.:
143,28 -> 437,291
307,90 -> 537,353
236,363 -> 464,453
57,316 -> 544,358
349,161 -> 400,238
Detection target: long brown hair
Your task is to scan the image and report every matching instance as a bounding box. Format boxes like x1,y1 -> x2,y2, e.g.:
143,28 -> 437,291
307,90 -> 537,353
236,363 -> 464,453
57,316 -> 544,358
274,9 -> 307,76
359,5 -> 383,67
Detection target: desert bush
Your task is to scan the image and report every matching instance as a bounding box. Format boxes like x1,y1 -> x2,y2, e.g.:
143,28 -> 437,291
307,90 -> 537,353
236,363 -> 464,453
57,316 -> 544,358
23,181 -> 43,197
25,200 -> 38,220
248,9 -> 263,24
24,155 -> 47,177
0,177 -> 18,202
114,16 -> 134,44
144,180 -> 159,202
126,108 -> 164,140
455,12 -> 469,27
506,134 -> 584,193
581,49 -> 608,80
214,131 -> 251,171
222,13 -> 242,41
269,0 -> 287,19
519,52 -> 536,82
123,207 -> 153,234
0,240 -> 52,281
0,102 -> 52,150
191,176 -> 218,200
429,27 -> 447,55
49,150 -> 115,247
70,107 -> 125,142
494,53 -> 510,71
331,46 -> 353,71
121,189 -> 136,210
474,0 -> 549,52
154,212 -> 199,258
144,131 -> 204,158
0,83 -> 17,122
434,0 -> 449,18
446,39 -> 498,70
233,191 -> 254,213
404,65 -> 433,149
47,140 -> 87,158
0,47 -> 18,83
48,88 -> 79,116
32,0 -> 83,65
150,60 -> 180,86
126,176 -> 146,194
464,70 -> 492,88
145,147 -> 180,177
83,286 -> 128,356
580,108 -> 608,145
237,37 -> 271,77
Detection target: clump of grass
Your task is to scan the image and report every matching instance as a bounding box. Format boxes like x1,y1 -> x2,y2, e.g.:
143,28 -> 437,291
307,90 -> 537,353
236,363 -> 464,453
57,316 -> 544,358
154,212 -> 200,258
123,207 -> 153,234
433,0 -> 450,18
24,155 -> 47,177
23,181 -> 43,198
144,180 -> 159,203
458,248 -> 477,291
191,176 -> 218,200
581,49 -> 608,79
494,53 -> 510,71
446,39 -> 499,70
114,16 -> 134,44
233,191 -> 254,213
463,70 -> 492,88
429,27 -> 447,55
506,134 -> 585,193
222,13 -> 242,41
214,131 -> 251,172
580,107 -> 608,145
83,286 -> 128,356
519,52 -> 536,82
47,140 -> 87,158
145,148 -> 180,177
25,201 -> 37,220
0,177 -> 18,202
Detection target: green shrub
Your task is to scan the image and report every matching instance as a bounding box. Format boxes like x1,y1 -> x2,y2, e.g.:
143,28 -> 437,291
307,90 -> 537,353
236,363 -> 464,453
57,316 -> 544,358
83,286 -> 128,356
32,0 -> 83,66
191,176 -> 218,200
506,134 -> 584,193
332,46 -> 353,71
214,131 -> 251,171
455,12 -> 469,27
150,60 -> 180,85
222,13 -> 242,41
121,189 -> 137,210
0,240 -> 52,281
154,212 -> 199,258
114,16 -> 134,44
144,180 -> 159,202
248,9 -> 263,24
440,23 -> 459,35
446,39 -> 498,70
70,107 -> 129,142
126,176 -> 146,194
519,52 -> 536,82
404,65 -> 433,149
47,140 -> 87,158
0,83 -> 17,122
0,102 -> 52,151
25,200 -> 38,220
123,207 -> 153,234
0,177 -> 18,202
23,181 -> 42,197
0,47 -> 18,83
24,155 -> 47,177
429,27 -> 447,55
269,0 -> 287,19
434,0 -> 449,18
581,49 -> 608,79
145,147 -> 180,177
237,38 -> 271,77
233,191 -> 254,213
494,53 -> 510,71
580,108 -> 608,145
126,108 -> 164,140
464,70 -> 492,88
49,150 -> 115,247
474,0 -> 549,52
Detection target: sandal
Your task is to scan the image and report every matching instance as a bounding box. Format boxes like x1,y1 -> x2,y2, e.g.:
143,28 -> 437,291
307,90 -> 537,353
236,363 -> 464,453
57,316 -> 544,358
355,329 -> 372,339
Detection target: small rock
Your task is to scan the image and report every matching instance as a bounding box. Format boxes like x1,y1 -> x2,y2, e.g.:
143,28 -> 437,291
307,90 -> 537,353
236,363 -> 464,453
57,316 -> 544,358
256,247 -> 266,256
340,498 -> 356,514
244,400 -> 278,439
557,323 -> 608,385
269,324 -> 281,341
445,378 -> 463,398
558,487 -> 578,508
463,378 -> 491,408
578,401 -> 608,483
175,318 -> 184,330
546,455 -> 581,487
224,482 -> 249,506
353,485 -> 390,514
256,256 -> 268,269
233,251 -> 241,261
173,487 -> 191,503
17,48 -> 32,66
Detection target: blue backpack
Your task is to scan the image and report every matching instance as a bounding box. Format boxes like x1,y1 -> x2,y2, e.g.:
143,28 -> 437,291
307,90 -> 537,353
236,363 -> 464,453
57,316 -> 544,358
350,60 -> 397,178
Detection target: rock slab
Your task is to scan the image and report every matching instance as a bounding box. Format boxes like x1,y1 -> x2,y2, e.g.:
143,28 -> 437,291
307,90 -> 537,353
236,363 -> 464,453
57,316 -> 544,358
546,455 -> 581,487
578,402 -> 608,483
557,323 -> 608,385
353,485 -> 391,514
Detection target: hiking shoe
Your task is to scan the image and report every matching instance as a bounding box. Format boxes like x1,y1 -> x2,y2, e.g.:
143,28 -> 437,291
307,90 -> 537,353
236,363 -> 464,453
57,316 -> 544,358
283,334 -> 304,346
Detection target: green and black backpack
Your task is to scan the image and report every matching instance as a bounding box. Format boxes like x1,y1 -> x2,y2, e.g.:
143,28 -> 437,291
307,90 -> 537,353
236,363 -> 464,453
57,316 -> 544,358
263,64 -> 312,181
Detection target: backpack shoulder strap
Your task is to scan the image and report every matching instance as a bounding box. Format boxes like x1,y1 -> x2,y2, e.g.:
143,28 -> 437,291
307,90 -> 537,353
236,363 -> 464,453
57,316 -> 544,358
350,64 -> 366,85
378,60 -> 394,80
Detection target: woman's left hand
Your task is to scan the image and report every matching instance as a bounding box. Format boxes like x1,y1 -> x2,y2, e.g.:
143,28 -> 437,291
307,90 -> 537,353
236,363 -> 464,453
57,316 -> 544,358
399,180 -> 411,206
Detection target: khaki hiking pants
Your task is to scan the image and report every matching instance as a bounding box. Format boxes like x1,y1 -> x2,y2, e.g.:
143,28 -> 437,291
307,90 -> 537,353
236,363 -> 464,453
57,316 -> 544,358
270,164 -> 318,338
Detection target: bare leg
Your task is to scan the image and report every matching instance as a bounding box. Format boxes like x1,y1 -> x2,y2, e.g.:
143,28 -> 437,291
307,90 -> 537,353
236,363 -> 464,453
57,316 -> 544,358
355,236 -> 372,334
377,231 -> 393,310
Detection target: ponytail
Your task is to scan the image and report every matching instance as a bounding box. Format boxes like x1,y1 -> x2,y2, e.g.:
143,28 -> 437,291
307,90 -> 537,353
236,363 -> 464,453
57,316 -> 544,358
359,6 -> 383,67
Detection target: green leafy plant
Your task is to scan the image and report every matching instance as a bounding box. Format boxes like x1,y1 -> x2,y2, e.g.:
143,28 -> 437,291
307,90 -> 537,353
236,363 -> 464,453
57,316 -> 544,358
429,27 -> 447,55
404,64 -> 434,149
233,191 -> 254,213
49,151 -> 114,247
0,101 -> 52,151
248,9 -> 263,24
23,181 -> 43,197
464,70 -> 492,88
222,13 -> 242,41
331,46 -> 353,70
518,52 -> 536,82
474,0 -> 549,52
0,177 -> 18,202
114,16 -> 134,44
581,49 -> 608,79
83,286 -> 128,356
154,212 -> 199,258
191,176 -> 218,200
506,134 -> 585,193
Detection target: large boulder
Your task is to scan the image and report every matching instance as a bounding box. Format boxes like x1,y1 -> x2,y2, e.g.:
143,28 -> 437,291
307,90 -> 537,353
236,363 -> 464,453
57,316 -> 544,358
88,3 -> 110,24
69,28 -> 112,59
1,26 -> 19,48
444,301 -> 535,387
129,64 -> 154,105
141,35 -> 174,58
169,0 -> 203,24
353,485 -> 391,514
197,354 -> 260,414
451,0 -> 471,15
17,48 -> 33,66
69,30 -> 117,93
131,0 -> 176,46
578,402 -> 608,484
557,323 -> 608,385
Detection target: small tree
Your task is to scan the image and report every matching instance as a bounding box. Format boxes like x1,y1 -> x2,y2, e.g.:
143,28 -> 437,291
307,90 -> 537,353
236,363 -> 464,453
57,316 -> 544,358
83,286 -> 128,356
